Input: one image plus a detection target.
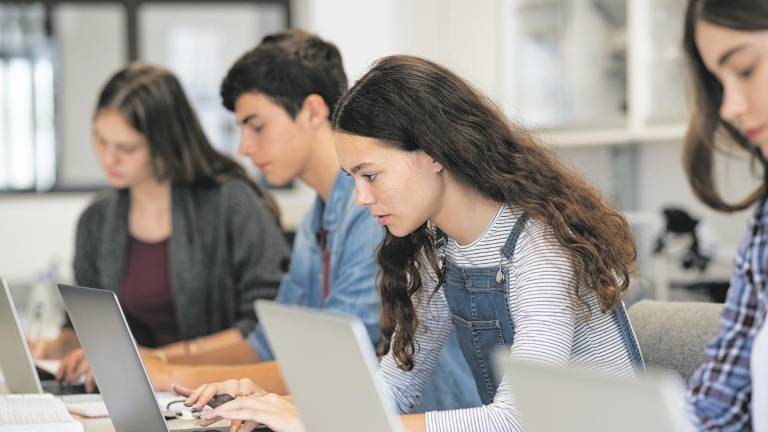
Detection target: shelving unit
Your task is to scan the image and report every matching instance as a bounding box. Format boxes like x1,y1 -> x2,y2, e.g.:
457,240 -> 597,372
497,0 -> 688,148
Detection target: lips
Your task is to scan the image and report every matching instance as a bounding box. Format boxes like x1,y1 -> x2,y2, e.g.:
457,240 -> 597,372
373,214 -> 390,225
745,126 -> 765,141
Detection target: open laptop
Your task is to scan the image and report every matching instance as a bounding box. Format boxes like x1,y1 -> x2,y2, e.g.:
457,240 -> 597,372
0,278 -> 88,395
58,283 -> 260,432
255,300 -> 404,432
504,359 -> 694,432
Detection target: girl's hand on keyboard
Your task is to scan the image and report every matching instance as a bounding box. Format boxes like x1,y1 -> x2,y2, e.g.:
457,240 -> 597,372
203,393 -> 305,432
173,379 -> 266,412
56,348 -> 97,392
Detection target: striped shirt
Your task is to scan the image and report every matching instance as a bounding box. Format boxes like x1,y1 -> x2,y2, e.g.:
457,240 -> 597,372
379,205 -> 636,431
687,197 -> 768,431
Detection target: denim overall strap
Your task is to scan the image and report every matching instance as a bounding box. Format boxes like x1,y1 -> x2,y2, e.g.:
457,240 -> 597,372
500,213 -> 529,260
613,301 -> 645,369
442,212 -> 529,405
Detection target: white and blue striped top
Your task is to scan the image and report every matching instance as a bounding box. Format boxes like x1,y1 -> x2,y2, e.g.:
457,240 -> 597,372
378,205 -> 637,432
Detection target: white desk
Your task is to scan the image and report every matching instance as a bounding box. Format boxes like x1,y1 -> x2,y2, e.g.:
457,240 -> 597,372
0,378 -> 227,431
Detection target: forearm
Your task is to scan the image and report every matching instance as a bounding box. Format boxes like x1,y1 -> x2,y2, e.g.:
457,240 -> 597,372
58,328 -> 81,352
401,414 -> 426,432
159,328 -> 260,365
166,361 -> 287,395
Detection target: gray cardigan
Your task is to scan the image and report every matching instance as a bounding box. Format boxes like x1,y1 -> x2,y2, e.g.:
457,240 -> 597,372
70,179 -> 290,342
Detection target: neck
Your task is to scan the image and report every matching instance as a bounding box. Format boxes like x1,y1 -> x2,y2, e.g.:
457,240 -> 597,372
129,178 -> 171,213
430,175 -> 501,246
299,125 -> 340,203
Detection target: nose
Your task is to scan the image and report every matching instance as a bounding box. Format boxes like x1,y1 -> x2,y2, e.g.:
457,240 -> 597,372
102,144 -> 118,166
239,131 -> 257,156
354,181 -> 375,207
719,82 -> 748,126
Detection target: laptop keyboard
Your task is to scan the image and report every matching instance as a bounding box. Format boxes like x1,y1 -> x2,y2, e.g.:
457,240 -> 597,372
41,379 -> 91,395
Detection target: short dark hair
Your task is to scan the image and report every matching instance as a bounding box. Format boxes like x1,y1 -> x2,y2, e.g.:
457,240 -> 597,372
220,29 -> 347,117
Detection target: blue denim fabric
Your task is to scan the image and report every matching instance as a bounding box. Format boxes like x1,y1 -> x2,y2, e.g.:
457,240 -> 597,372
247,172 -> 480,411
247,172 -> 382,359
441,213 -> 642,405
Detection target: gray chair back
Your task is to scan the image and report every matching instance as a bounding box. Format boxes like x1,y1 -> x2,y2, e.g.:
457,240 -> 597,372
628,300 -> 723,383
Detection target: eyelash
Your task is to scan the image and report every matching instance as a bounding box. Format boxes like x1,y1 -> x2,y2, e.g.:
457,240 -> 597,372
363,174 -> 377,182
738,65 -> 756,79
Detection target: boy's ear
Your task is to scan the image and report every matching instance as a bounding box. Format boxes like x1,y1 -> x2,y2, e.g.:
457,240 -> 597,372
300,94 -> 330,128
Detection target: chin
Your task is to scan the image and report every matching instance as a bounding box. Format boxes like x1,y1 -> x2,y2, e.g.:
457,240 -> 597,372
263,170 -> 295,187
107,179 -> 129,189
386,225 -> 415,238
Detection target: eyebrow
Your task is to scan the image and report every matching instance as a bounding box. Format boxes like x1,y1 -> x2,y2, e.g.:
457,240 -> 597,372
718,43 -> 749,66
239,113 -> 259,125
349,162 -> 373,174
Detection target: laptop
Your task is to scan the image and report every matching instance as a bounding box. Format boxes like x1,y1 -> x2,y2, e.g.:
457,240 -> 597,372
58,283 -> 259,432
255,300 -> 404,432
504,359 -> 694,432
0,278 -> 88,395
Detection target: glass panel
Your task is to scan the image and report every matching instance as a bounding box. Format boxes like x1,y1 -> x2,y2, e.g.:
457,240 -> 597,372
0,3 -> 54,190
502,0 -> 627,130
139,3 -> 285,163
640,0 -> 688,126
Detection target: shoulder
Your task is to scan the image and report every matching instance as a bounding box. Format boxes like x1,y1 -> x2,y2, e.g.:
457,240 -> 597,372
510,213 -> 574,275
78,189 -> 120,226
210,177 -> 267,213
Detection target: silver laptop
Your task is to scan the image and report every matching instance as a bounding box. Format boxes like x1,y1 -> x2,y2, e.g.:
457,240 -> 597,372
505,359 -> 694,432
0,278 -> 44,394
255,300 -> 404,432
58,283 -> 246,432
0,278 -> 91,395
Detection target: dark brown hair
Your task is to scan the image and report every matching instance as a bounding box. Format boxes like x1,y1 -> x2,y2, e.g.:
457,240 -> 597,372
96,63 -> 281,224
220,29 -> 347,118
683,0 -> 768,211
332,55 -> 636,370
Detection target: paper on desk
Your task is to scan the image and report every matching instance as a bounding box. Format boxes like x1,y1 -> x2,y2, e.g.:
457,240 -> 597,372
35,359 -> 60,376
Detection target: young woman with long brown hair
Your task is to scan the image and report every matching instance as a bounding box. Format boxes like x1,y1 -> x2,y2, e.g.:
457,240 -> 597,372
682,1 -> 768,430
31,64 -> 289,391
182,55 -> 644,432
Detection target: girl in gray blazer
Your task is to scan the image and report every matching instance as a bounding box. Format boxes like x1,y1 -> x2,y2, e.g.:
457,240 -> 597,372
31,64 -> 290,391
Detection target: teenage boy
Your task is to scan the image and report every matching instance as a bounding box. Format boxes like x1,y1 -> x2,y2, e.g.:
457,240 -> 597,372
145,29 -> 479,412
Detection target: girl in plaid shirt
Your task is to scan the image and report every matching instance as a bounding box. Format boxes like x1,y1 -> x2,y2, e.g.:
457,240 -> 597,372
683,0 -> 768,430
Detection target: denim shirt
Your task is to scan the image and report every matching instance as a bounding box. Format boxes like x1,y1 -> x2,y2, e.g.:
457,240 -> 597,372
247,172 -> 382,359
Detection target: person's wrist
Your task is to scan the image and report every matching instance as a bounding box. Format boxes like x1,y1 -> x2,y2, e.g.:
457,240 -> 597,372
184,339 -> 200,357
153,350 -> 169,364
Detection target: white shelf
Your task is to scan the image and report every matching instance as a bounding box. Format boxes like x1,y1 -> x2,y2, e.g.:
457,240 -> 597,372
533,123 -> 687,147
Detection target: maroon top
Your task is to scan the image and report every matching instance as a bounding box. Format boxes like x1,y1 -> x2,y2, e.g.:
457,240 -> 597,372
121,235 -> 180,347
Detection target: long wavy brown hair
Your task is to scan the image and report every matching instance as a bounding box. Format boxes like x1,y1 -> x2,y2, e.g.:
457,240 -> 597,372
683,0 -> 768,211
332,55 -> 636,370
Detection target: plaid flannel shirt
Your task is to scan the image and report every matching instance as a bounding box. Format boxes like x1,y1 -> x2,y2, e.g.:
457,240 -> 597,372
687,197 -> 768,431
